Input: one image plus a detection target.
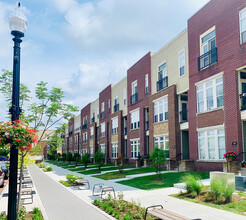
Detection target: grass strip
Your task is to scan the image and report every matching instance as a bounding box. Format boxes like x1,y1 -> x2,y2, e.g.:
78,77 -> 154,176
117,171 -> 209,190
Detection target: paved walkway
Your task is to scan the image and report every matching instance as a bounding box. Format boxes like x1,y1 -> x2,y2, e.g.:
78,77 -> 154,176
28,165 -> 111,220
43,162 -> 246,220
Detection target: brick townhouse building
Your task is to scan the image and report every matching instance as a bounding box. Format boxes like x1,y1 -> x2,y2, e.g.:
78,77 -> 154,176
99,85 -> 112,162
188,0 -> 246,171
81,104 -> 90,155
62,0 -> 246,172
127,52 -> 152,164
73,114 -> 81,154
149,29 -> 190,170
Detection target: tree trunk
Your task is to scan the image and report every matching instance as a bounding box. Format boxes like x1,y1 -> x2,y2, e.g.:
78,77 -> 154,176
17,153 -> 24,211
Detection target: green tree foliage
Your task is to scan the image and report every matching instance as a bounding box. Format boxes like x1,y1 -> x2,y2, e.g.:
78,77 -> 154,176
62,153 -> 67,163
94,151 -> 105,170
73,153 -> 80,166
81,153 -> 90,168
150,147 -> 167,180
57,153 -> 61,162
117,154 -> 125,174
66,152 -> 73,165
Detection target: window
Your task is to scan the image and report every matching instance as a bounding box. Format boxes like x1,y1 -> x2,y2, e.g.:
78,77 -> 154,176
101,102 -> 104,112
130,109 -> 140,129
154,97 -> 168,123
112,117 -> 118,134
132,81 -> 137,95
82,132 -> 87,144
196,76 -> 223,113
112,143 -> 118,158
100,144 -> 105,154
158,63 -> 167,80
240,8 -> 246,44
90,146 -> 93,158
108,99 -> 110,113
69,137 -> 72,147
90,127 -> 94,139
179,50 -> 185,77
154,136 -> 169,151
131,140 -> 140,158
124,88 -> 126,105
201,30 -> 216,55
97,107 -> 99,118
100,123 -> 105,137
198,128 -> 225,160
145,74 -> 149,94
114,96 -> 119,112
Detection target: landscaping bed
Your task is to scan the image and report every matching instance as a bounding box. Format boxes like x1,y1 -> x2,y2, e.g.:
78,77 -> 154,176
94,167 -> 163,180
171,191 -> 246,216
93,193 -> 156,220
117,172 -> 209,190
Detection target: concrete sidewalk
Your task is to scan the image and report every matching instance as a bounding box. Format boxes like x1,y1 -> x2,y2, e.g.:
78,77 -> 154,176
28,165 -> 112,220
44,162 -> 246,220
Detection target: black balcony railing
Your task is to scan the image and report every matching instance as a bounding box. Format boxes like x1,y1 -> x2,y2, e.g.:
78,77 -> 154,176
198,48 -> 218,71
100,112 -> 104,119
130,93 -> 138,105
157,76 -> 168,92
82,124 -> 87,130
124,127 -> 127,135
91,117 -> 95,123
100,132 -> 105,137
180,109 -> 188,123
114,104 -> 119,113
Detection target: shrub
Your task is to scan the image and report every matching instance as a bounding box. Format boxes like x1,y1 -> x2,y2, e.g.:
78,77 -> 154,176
81,153 -> 90,168
66,173 -> 82,184
94,151 -> 105,170
62,153 -> 67,163
59,180 -> 70,187
42,166 -> 53,172
17,205 -> 27,220
66,152 -> 73,164
223,184 -> 234,203
37,163 -> 45,168
33,207 -> 44,220
182,173 -> 203,195
73,153 -> 81,166
210,178 -> 224,201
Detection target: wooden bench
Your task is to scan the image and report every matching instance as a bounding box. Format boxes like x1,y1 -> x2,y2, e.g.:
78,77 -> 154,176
92,183 -> 116,198
144,205 -> 201,220
75,179 -> 90,189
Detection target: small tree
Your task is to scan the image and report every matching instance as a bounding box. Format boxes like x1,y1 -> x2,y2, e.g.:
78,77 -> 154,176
150,147 -> 167,180
57,153 -> 61,162
117,154 -> 125,174
81,153 -> 90,169
73,153 -> 80,166
66,152 -> 73,165
62,153 -> 67,163
94,151 -> 105,170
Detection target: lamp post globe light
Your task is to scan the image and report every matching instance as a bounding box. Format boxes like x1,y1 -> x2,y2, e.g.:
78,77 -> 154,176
8,2 -> 27,219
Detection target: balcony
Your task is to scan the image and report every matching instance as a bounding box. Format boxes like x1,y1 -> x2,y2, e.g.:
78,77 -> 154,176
100,112 -> 104,119
145,121 -> 149,131
180,109 -> 188,123
124,127 -> 127,135
82,124 -> 87,130
91,117 -> 95,123
114,104 -> 119,113
130,93 -> 138,105
100,132 -> 105,137
198,48 -> 218,71
157,76 -> 168,92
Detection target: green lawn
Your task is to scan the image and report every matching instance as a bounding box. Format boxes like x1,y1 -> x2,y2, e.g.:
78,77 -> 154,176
94,167 -> 163,180
117,171 -> 209,190
172,193 -> 246,216
78,165 -> 135,175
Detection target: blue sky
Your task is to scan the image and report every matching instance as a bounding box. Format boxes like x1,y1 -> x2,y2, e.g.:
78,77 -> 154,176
0,0 -> 210,121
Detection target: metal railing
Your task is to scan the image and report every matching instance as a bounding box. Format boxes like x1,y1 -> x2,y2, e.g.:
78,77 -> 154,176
198,48 -> 217,71
157,76 -> 168,92
145,121 -> 149,131
114,104 -> 119,113
100,112 -> 104,119
130,93 -> 138,105
91,117 -> 95,123
82,124 -> 87,130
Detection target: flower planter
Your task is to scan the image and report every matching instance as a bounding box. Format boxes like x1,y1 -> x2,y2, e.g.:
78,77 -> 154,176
243,164 -> 246,168
227,157 -> 233,162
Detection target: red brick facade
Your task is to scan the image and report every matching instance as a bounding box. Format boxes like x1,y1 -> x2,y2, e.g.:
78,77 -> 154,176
81,104 -> 90,154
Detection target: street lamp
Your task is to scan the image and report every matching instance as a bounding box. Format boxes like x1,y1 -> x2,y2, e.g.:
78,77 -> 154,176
8,2 -> 27,219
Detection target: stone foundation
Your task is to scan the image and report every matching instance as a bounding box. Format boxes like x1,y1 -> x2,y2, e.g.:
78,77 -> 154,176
223,161 -> 241,174
179,160 -> 195,171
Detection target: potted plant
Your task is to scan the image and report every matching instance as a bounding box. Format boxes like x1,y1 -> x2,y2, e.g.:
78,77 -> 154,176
241,160 -> 246,168
223,151 -> 237,162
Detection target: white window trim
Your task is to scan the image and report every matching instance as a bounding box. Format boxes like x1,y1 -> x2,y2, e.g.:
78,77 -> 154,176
112,117 -> 118,134
239,7 -> 246,44
154,97 -> 168,123
195,72 -> 223,87
130,140 -> 140,159
153,94 -> 168,103
130,107 -> 140,114
178,49 -> 185,77
197,124 -> 224,132
199,26 -> 216,55
130,109 -> 140,130
112,142 -> 118,158
132,80 -> 137,95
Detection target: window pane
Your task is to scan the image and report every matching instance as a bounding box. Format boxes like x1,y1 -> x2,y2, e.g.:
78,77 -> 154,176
207,130 -> 215,159
241,17 -> 246,32
202,30 -> 216,43
198,132 -> 205,159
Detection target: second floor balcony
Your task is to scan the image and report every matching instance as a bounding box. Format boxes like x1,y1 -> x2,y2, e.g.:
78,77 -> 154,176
130,93 -> 138,105
91,117 -> 95,123
114,104 -> 119,113
157,76 -> 168,92
82,124 -> 87,130
145,121 -> 149,131
198,48 -> 218,71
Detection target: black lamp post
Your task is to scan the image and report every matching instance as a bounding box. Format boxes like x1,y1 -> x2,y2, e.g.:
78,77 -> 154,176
8,3 -> 27,219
